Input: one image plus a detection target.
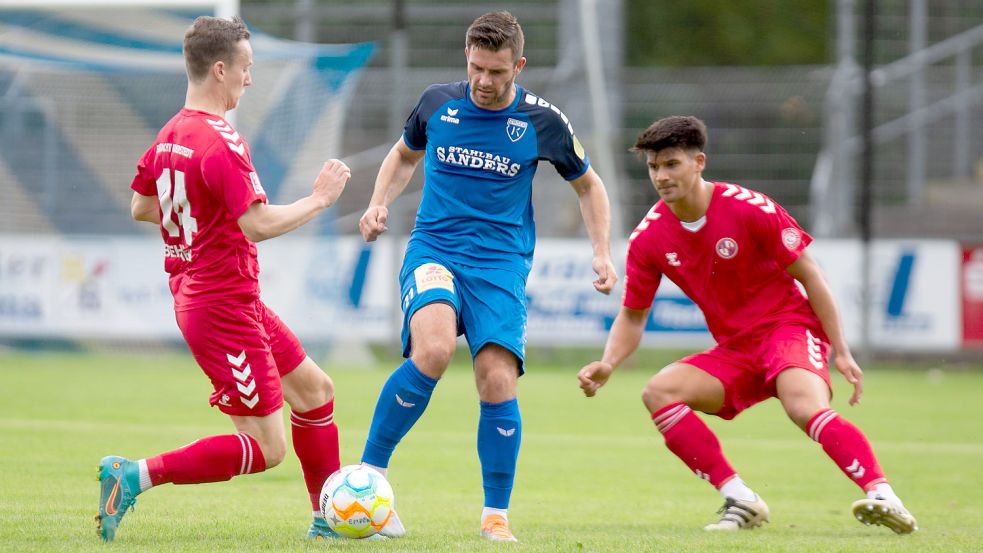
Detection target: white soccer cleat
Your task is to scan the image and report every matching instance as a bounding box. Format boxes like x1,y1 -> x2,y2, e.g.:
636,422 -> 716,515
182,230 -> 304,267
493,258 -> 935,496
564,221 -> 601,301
851,497 -> 918,534
378,508 -> 406,538
704,495 -> 770,531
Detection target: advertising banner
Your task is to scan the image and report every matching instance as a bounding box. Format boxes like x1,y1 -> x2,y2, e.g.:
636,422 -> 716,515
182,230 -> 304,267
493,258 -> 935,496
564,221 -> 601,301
0,235 -> 964,352
526,239 -> 960,351
962,245 -> 983,346
0,235 -> 395,341
808,240 -> 961,351
526,239 -> 711,347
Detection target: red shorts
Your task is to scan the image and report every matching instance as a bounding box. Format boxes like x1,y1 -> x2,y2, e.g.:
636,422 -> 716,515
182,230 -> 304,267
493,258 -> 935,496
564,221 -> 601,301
682,324 -> 832,420
175,300 -> 307,417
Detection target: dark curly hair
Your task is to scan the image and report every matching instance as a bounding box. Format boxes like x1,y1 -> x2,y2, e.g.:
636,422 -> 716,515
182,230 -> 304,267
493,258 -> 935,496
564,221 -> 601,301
632,115 -> 707,153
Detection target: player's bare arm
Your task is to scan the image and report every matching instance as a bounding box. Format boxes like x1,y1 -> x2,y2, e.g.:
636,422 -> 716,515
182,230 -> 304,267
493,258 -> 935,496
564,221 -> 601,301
568,167 -> 618,294
238,159 -> 350,242
579,306 -> 648,397
130,192 -> 161,224
786,250 -> 864,405
359,139 -> 425,242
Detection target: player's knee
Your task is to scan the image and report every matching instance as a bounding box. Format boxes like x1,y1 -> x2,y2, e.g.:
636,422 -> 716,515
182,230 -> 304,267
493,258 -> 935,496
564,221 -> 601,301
779,391 -> 827,430
476,368 -> 517,401
256,435 -> 287,468
641,376 -> 680,412
785,403 -> 821,430
412,340 -> 455,375
302,369 -> 334,405
283,362 -> 334,411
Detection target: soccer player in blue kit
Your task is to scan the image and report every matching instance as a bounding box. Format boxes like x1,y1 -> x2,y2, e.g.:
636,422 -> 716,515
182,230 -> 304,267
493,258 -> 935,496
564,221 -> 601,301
357,11 -> 618,542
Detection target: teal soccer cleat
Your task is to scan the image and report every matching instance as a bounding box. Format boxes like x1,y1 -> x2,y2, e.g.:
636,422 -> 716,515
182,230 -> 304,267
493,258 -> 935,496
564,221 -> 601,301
95,456 -> 141,542
307,517 -> 341,540
307,516 -> 388,540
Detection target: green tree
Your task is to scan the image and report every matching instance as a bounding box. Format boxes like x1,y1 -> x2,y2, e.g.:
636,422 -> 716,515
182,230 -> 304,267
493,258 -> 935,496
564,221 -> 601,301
627,0 -> 828,66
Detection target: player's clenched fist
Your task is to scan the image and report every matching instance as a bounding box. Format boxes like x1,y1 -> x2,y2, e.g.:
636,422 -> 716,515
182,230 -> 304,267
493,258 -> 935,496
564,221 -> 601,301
578,361 -> 614,397
592,256 -> 618,295
312,159 -> 351,208
359,205 -> 389,242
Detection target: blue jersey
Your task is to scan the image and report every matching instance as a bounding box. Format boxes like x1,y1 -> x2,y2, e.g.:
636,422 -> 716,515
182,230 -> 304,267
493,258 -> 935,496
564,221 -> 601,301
403,81 -> 590,274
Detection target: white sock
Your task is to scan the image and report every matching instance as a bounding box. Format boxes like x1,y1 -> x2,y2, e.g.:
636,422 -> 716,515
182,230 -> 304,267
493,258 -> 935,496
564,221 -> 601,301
137,459 -> 154,493
719,476 -> 757,502
481,507 -> 508,523
362,463 -> 388,478
137,459 -> 153,493
867,483 -> 903,507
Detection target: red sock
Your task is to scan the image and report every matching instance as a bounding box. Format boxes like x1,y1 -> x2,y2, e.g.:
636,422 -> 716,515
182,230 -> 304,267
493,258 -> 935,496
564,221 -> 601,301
806,409 -> 886,491
291,400 -> 341,511
146,433 -> 266,486
652,402 -> 736,488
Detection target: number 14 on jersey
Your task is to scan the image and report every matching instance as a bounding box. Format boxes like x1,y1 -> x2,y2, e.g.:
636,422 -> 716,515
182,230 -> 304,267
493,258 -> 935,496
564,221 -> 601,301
156,168 -> 198,246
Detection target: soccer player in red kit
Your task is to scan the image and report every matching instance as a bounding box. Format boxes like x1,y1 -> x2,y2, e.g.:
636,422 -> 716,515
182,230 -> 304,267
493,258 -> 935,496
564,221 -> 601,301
95,16 -> 352,542
577,116 -> 917,534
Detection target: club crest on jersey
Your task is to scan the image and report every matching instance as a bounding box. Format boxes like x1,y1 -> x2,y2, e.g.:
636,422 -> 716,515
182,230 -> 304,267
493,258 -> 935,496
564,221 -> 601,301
715,237 -> 739,259
665,252 -> 682,266
782,228 -> 802,250
506,117 -> 528,142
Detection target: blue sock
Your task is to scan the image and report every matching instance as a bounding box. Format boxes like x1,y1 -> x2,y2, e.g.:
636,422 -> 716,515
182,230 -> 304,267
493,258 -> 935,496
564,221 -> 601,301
361,359 -> 438,468
477,398 -> 521,509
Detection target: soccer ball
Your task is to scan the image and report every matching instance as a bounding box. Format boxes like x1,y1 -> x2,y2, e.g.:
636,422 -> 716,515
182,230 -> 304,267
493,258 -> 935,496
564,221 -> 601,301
319,464 -> 395,539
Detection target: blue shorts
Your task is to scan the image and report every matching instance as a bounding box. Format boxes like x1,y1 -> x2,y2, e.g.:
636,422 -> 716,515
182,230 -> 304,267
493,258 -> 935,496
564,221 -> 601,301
398,248 -> 527,374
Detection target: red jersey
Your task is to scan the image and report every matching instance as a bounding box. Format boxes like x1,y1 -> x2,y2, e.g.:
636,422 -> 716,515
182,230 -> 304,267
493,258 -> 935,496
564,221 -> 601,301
623,181 -> 824,343
130,108 -> 267,311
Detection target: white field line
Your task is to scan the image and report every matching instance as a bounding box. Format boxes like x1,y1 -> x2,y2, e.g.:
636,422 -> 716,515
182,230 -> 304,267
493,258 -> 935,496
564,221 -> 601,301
5,417 -> 978,455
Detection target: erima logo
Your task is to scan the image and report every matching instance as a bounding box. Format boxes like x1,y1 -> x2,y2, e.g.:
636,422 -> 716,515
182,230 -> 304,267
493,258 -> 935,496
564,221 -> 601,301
440,107 -> 460,125
395,394 -> 416,408
496,427 -> 516,437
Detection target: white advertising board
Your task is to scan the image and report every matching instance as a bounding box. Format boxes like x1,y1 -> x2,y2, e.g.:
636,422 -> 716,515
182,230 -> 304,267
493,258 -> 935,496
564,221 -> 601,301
0,235 -> 396,341
0,235 -> 962,351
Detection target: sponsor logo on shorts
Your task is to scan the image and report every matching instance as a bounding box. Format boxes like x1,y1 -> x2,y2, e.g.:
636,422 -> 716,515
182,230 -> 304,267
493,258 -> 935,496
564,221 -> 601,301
496,427 -> 516,437
715,237 -> 739,259
414,263 -> 454,293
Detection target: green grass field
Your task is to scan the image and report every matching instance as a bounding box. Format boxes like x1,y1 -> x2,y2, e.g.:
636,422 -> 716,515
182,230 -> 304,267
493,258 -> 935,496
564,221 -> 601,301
1,350 -> 982,552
